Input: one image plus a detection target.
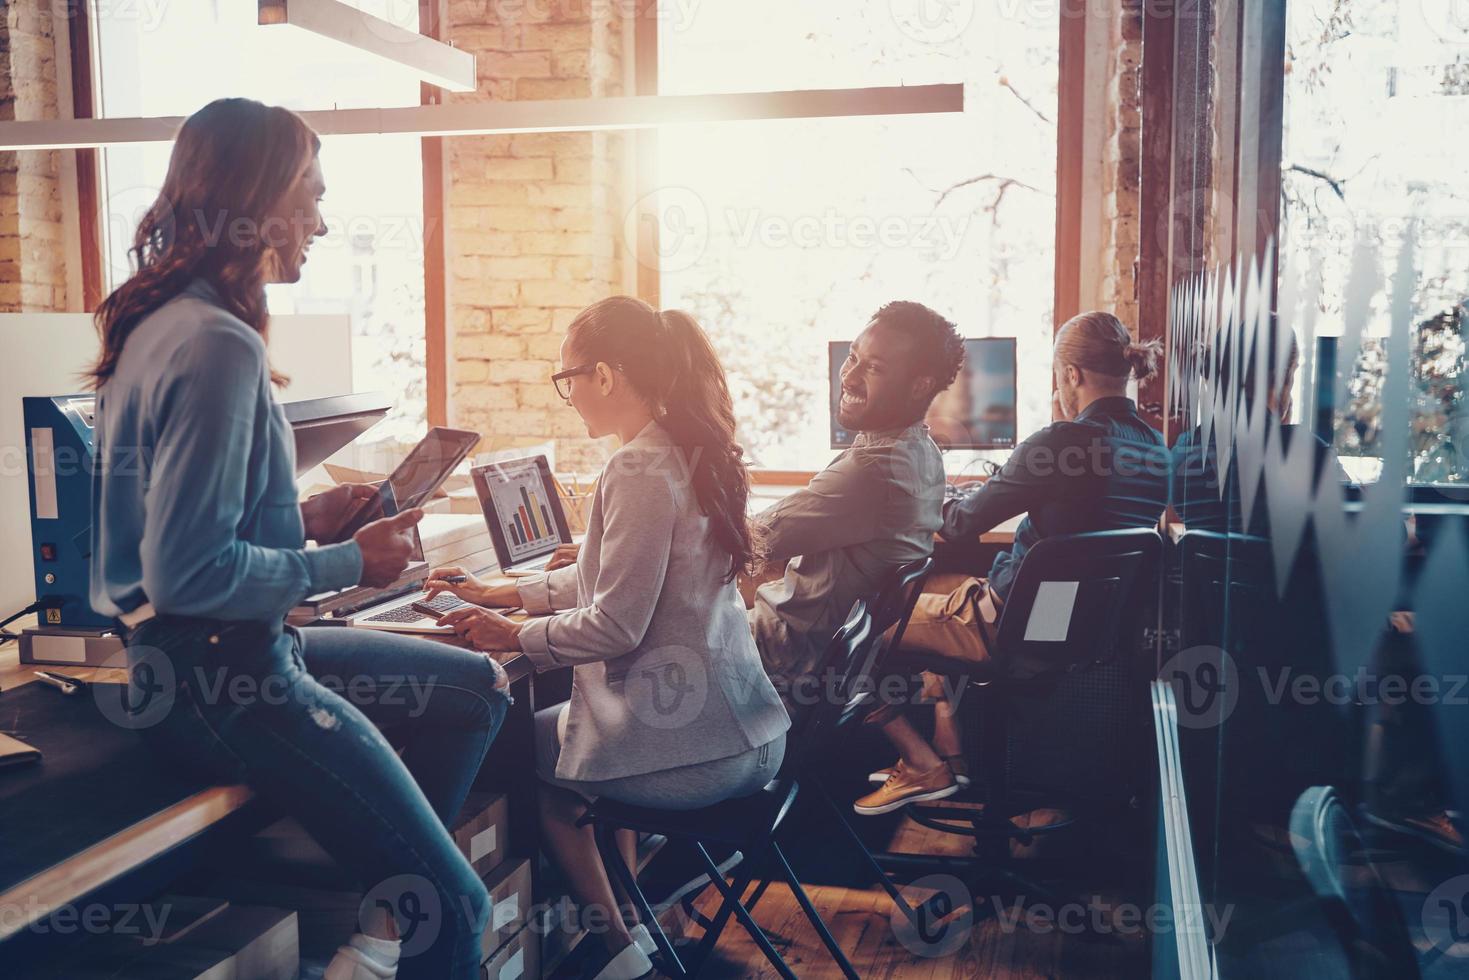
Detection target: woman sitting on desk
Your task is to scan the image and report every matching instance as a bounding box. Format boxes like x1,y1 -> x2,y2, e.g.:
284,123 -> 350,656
426,296 -> 791,980
89,99 -> 510,980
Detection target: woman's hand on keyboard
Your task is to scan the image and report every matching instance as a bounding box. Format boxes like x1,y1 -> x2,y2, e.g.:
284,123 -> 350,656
425,566 -> 520,609
545,543 -> 581,571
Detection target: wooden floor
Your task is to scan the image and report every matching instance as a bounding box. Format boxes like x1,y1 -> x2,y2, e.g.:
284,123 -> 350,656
673,814 -> 1150,980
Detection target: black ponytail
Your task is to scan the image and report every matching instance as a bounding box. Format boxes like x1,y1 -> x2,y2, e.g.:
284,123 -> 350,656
566,297 -> 761,582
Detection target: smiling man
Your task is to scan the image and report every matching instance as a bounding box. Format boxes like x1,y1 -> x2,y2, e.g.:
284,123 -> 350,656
751,301 -> 964,704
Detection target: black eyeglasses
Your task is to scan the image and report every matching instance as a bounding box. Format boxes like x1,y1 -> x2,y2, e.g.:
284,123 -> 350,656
551,364 -> 597,401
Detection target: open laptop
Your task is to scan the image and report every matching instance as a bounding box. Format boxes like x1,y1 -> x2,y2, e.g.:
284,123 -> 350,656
473,455 -> 574,577
295,427 -> 481,633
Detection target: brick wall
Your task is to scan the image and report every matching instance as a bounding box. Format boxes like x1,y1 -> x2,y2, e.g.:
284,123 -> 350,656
0,2 -> 67,312
1099,0 -> 1142,331
443,1 -> 631,473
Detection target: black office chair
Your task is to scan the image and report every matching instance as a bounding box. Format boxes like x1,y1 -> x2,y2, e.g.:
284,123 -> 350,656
578,601 -> 877,979
840,556 -> 933,723
875,529 -> 1165,907
1289,786 -> 1422,980
1175,528 -> 1351,858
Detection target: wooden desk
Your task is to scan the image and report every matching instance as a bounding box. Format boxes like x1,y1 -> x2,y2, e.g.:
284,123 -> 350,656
0,622 -> 536,958
0,674 -> 257,948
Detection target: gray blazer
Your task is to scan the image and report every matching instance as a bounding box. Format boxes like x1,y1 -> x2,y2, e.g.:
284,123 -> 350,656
518,421 -> 791,783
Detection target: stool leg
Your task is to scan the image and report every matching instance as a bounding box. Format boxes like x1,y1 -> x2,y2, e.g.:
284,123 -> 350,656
693,841 -> 798,980
592,822 -> 688,978
769,842 -> 860,980
687,844 -> 764,977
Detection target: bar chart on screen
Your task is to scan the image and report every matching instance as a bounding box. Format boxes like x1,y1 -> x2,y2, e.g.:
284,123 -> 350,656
484,459 -> 561,560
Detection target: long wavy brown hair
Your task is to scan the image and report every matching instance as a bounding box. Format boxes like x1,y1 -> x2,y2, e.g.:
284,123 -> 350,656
88,98 -> 320,387
566,296 -> 762,582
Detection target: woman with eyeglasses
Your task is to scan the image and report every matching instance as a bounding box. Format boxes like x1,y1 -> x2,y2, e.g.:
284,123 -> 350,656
425,296 -> 790,980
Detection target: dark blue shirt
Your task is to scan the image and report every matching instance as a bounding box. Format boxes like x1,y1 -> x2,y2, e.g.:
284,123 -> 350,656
941,396 -> 1169,600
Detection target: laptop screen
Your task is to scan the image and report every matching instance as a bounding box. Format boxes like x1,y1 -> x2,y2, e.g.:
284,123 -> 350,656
473,456 -> 572,569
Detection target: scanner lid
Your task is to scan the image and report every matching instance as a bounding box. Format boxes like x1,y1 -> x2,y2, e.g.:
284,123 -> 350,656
285,392 -> 392,476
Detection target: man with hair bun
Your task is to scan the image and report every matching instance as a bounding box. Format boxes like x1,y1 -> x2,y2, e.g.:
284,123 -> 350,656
855,311 -> 1171,816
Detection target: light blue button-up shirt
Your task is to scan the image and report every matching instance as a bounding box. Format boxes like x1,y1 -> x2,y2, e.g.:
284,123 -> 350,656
90,279 -> 362,626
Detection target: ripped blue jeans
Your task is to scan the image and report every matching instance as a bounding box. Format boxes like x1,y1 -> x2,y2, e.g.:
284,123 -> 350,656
121,618 -> 510,980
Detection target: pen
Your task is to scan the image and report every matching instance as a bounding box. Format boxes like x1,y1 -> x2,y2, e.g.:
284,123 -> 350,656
443,575 -> 469,584
34,671 -> 85,695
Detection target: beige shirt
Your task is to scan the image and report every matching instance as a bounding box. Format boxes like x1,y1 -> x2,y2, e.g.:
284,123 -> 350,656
751,422 -> 945,691
519,421 -> 790,783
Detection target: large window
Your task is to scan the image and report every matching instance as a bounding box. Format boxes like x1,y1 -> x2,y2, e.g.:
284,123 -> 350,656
91,0 -> 427,452
1281,0 -> 1469,485
657,1 -> 1059,471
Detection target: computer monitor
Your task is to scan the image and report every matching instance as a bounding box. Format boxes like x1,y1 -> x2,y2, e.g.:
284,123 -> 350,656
284,392 -> 392,475
829,338 -> 1018,450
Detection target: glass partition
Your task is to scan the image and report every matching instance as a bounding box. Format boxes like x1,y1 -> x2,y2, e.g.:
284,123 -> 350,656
1158,2 -> 1469,975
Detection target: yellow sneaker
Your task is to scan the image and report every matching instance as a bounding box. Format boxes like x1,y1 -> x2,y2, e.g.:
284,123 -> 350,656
853,761 -> 959,816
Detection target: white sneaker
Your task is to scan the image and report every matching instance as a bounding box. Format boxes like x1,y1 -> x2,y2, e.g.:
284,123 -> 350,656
629,922 -> 657,956
323,934 -> 400,980
591,940 -> 654,980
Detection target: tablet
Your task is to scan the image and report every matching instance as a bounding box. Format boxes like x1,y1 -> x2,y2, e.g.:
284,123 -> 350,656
321,426 -> 480,543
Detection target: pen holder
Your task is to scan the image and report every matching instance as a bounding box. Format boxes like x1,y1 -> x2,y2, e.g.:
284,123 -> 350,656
554,478 -> 597,535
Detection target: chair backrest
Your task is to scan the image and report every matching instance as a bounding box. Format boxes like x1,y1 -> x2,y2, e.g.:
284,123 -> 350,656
1289,786 -> 1420,980
868,556 -> 934,642
1175,529 -> 1275,653
778,599 -> 875,779
853,556 -> 933,694
994,528 -> 1163,679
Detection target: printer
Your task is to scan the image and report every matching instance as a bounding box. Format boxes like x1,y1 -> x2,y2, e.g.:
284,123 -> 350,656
17,392 -> 391,665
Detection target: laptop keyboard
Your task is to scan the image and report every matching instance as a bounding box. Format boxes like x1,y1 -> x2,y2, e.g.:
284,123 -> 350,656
364,593 -> 467,624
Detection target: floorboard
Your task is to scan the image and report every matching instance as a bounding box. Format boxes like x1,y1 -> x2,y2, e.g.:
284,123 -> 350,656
677,813 -> 1151,979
